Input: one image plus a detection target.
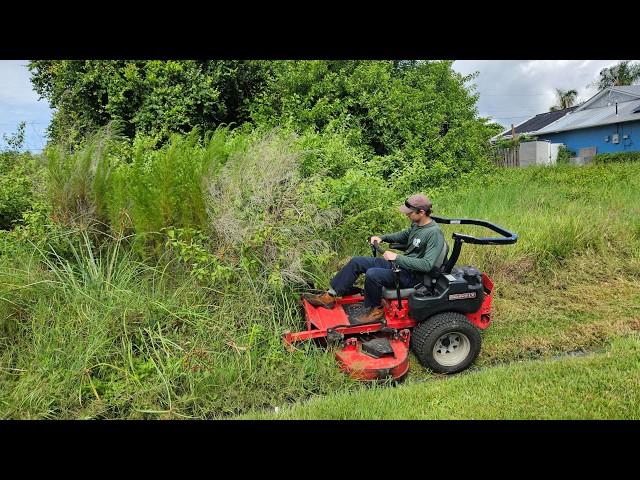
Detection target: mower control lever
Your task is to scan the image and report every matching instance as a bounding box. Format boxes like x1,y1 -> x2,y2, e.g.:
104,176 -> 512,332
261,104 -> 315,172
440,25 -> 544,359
372,240 -> 403,309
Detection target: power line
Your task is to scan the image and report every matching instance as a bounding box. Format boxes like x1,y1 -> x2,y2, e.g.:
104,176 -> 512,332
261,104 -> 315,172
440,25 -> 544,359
486,115 -> 534,119
480,93 -> 552,96
482,112 -> 540,115
0,121 -> 48,126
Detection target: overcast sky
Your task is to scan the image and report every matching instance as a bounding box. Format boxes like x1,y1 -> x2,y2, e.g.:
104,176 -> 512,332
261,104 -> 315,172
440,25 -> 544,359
452,60 -> 629,131
0,60 -> 636,151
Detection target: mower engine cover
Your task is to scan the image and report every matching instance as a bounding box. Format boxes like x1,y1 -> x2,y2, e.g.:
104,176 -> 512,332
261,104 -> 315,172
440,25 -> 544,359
409,265 -> 485,322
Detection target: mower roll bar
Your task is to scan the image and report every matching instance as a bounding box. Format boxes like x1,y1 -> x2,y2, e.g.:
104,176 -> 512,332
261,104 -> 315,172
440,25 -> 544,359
430,216 -> 518,245
430,216 -> 518,274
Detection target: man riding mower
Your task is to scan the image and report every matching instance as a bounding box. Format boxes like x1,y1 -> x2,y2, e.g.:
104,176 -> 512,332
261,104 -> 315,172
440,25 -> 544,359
284,194 -> 518,381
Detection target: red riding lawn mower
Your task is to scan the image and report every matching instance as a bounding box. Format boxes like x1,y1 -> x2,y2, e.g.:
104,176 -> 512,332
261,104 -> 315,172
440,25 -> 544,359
283,216 -> 518,381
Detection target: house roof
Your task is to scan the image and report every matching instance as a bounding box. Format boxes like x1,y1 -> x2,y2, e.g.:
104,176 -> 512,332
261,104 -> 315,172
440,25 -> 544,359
535,97 -> 640,135
495,106 -> 578,139
490,85 -> 640,141
607,85 -> 640,96
575,85 -> 640,111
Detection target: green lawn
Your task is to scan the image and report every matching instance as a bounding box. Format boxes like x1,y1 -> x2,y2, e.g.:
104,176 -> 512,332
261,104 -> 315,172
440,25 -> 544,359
243,334 -> 640,420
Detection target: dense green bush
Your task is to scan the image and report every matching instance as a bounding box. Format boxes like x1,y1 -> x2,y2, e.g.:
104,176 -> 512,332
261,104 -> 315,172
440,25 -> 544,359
29,60 -> 502,194
593,151 -> 640,164
556,146 -> 575,165
0,150 -> 45,231
251,60 -> 500,193
28,60 -> 270,147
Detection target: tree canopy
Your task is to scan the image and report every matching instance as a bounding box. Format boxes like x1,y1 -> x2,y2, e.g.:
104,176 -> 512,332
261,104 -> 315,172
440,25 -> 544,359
549,88 -> 578,111
593,61 -> 640,91
29,60 -> 500,188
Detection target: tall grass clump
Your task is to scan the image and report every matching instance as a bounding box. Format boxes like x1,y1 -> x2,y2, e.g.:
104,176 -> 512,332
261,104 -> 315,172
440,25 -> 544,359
107,127 -> 243,245
204,128 -> 343,305
44,124 -> 124,227
0,229 -> 355,419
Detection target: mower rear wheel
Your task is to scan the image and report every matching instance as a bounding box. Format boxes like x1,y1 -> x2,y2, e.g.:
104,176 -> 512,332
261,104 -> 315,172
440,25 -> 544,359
410,312 -> 481,374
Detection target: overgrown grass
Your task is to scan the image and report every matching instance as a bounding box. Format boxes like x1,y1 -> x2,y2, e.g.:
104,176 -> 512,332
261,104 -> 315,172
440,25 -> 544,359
2,130 -> 640,419
0,230 -> 354,419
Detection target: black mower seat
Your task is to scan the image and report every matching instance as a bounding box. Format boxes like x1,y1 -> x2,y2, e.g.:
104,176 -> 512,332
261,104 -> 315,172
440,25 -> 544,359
382,287 -> 418,299
381,241 -> 449,300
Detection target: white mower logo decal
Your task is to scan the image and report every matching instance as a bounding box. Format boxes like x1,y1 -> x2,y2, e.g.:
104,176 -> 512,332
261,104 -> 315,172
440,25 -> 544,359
449,292 -> 477,300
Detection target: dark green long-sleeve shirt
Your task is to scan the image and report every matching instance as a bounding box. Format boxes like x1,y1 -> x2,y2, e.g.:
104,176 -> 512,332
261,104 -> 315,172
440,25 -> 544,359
380,220 -> 445,273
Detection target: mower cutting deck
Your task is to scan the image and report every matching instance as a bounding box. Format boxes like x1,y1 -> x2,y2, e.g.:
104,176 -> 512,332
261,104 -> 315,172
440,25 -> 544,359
284,216 -> 517,381
284,293 -> 417,380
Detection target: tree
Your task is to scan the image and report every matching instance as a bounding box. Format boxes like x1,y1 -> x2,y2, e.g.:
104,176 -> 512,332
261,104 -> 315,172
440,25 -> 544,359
28,60 -> 496,191
249,60 -> 498,190
549,88 -> 578,111
593,61 -> 640,91
28,60 -> 270,146
1,121 -> 26,151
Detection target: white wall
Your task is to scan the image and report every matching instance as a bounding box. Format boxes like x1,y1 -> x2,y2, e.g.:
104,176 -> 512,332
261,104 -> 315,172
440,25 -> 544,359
549,143 -> 561,164
519,141 -> 555,166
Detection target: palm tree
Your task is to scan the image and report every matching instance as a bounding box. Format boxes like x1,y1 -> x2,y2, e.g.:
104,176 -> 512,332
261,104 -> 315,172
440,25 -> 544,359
593,61 -> 640,91
549,88 -> 578,111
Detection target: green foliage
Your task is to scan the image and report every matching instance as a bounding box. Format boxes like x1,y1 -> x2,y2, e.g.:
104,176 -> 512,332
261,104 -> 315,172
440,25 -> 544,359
164,227 -> 233,285
494,134 -> 536,150
250,60 -> 497,193
1,124 -> 45,232
2,121 -> 26,151
593,151 -> 640,164
0,224 -> 353,419
593,61 -> 640,91
556,145 -> 575,165
0,148 -> 45,231
28,60 -> 270,146
44,124 -> 124,226
549,88 -> 579,111
30,60 -> 497,195
43,124 -> 243,255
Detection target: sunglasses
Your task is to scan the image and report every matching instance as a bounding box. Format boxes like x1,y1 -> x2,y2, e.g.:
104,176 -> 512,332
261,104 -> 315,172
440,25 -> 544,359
405,200 -> 428,213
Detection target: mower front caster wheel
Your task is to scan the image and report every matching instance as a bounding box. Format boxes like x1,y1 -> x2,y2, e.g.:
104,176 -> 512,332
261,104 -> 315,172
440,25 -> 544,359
410,312 -> 481,374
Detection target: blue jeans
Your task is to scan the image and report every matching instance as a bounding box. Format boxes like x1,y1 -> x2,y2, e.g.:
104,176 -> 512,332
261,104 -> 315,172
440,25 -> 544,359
330,256 -> 422,308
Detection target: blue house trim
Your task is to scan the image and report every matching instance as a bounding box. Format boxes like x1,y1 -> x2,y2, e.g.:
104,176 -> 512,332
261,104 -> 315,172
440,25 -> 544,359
536,120 -> 640,155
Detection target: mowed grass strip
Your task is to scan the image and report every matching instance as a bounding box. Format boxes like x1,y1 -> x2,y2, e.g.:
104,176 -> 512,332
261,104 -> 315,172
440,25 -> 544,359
243,334 -> 640,420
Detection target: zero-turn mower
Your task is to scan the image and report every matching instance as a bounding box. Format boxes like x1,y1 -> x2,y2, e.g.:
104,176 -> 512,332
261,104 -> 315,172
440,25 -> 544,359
284,216 -> 518,381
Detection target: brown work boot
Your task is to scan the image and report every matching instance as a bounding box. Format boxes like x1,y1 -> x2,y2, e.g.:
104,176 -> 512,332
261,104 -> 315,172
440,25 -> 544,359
303,291 -> 337,309
354,306 -> 385,324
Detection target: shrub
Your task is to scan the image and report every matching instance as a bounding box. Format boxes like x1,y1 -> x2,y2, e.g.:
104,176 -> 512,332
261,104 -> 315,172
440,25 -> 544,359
0,150 -> 45,231
556,146 -> 575,165
593,151 -> 640,164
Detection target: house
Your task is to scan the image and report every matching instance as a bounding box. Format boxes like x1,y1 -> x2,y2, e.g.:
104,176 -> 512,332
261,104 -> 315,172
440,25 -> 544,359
491,106 -> 578,142
491,107 -> 580,167
533,85 -> 640,160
